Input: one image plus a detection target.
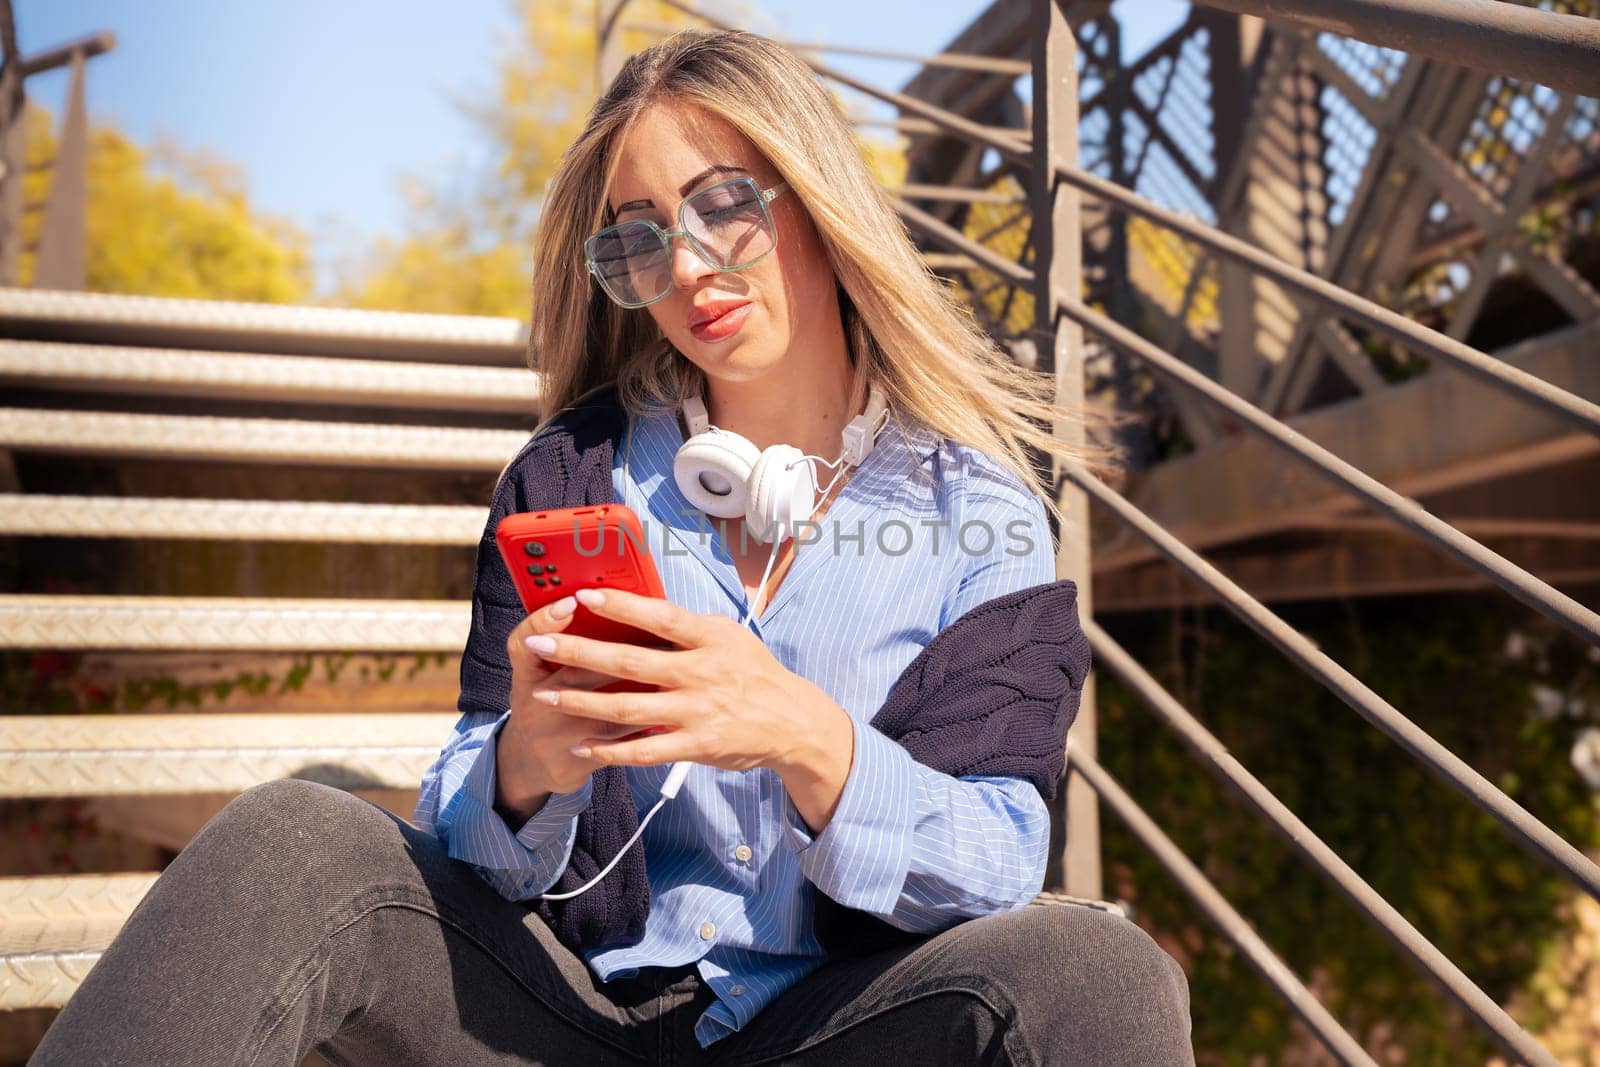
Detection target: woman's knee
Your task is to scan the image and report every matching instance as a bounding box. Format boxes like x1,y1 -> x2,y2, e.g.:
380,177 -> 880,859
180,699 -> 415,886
212,777 -> 387,839
956,905 -> 1192,1053
179,778 -> 418,897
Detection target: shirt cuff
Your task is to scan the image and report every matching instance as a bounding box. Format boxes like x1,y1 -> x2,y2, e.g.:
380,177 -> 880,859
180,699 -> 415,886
781,716 -> 915,914
453,709 -> 594,868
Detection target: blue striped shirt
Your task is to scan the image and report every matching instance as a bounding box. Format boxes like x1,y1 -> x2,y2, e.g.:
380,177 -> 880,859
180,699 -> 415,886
414,400 -> 1058,1049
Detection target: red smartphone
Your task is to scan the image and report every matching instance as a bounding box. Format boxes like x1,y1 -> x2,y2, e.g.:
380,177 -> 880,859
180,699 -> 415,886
495,503 -> 673,700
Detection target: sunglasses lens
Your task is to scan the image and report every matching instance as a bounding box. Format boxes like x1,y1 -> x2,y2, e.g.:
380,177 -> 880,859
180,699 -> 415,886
587,221 -> 671,306
586,179 -> 777,306
684,180 -> 776,269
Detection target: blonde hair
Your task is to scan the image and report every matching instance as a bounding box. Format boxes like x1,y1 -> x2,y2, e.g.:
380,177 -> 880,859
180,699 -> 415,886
526,26 -> 1125,537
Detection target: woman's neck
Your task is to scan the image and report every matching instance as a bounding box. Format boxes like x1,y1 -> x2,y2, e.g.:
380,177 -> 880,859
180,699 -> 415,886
698,361 -> 860,462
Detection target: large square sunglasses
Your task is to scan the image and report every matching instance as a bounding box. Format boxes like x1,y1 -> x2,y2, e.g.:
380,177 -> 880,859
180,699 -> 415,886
584,175 -> 790,308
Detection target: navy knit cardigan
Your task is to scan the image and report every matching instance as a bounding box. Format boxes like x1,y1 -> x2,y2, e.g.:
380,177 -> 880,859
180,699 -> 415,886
456,384 -> 1092,959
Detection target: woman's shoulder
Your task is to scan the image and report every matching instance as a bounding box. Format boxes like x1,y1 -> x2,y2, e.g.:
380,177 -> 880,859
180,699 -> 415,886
489,385 -> 629,508
920,430 -> 1048,524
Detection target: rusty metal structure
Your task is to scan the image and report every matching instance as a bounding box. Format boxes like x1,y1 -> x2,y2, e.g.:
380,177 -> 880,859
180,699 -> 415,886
1,0 -> 1598,1062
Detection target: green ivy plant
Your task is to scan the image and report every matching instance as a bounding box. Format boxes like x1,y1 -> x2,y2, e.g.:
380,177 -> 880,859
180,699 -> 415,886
0,650 -> 451,715
1096,591 -> 1599,1063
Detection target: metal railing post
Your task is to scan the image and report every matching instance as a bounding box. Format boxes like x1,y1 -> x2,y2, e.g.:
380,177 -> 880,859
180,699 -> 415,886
31,45 -> 86,290
0,0 -> 23,286
1031,0 -> 1100,901
596,0 -> 629,96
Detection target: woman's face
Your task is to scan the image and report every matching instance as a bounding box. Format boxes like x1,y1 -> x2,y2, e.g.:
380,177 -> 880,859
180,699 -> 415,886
603,98 -> 838,383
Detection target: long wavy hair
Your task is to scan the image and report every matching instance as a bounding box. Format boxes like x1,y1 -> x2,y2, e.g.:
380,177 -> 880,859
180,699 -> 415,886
526,26 -> 1125,534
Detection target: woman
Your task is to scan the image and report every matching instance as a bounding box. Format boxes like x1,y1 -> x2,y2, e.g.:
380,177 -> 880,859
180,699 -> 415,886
30,27 -> 1191,1066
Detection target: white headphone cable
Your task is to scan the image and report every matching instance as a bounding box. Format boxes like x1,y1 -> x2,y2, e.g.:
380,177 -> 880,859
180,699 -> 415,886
539,792 -> 670,900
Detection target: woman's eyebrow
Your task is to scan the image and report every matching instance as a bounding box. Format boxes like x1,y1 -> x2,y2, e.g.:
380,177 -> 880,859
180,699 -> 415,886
614,164 -> 751,214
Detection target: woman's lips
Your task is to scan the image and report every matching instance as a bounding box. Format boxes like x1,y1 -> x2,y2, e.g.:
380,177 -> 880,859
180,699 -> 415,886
689,301 -> 752,342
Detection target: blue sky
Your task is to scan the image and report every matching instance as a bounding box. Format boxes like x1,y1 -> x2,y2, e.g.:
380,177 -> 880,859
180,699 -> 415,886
15,0 -> 1185,294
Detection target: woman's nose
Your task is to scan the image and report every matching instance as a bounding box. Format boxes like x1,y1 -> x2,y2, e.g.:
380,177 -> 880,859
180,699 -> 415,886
669,233 -> 718,287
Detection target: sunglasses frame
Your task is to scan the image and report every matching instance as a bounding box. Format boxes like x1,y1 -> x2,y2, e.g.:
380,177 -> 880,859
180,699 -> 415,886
585,175 -> 791,308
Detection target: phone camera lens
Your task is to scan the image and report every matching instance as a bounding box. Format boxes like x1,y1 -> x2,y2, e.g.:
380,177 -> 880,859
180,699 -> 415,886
523,541 -> 546,557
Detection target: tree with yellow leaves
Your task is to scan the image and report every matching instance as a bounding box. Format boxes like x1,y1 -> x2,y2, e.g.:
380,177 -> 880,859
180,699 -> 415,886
17,107 -> 312,302
336,0 -> 908,317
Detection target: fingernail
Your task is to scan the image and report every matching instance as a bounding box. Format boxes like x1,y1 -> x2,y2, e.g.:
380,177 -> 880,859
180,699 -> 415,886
525,634 -> 557,654
576,588 -> 605,608
570,744 -> 592,758
531,688 -> 559,705
549,595 -> 577,619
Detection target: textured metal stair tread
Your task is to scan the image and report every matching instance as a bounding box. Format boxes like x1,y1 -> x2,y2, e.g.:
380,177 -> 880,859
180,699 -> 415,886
0,407 -> 530,469
0,595 -> 471,651
0,713 -> 459,798
0,286 -> 528,364
0,874 -> 162,1010
0,874 -> 164,955
0,494 -> 486,543
0,338 -> 542,412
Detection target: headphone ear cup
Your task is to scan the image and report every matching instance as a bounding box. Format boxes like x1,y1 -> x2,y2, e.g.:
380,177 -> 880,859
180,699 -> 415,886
674,430 -> 763,518
746,444 -> 815,544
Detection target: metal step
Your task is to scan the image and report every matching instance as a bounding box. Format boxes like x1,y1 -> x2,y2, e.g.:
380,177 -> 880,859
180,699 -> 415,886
0,494 -> 485,543
0,338 -> 543,412
1028,890 -> 1130,919
0,595 -> 470,650
0,712 -> 457,798
0,286 -> 528,365
0,873 -> 163,1010
0,407 -> 530,469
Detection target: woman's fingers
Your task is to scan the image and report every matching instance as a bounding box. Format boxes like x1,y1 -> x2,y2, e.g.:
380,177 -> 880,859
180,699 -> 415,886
542,663 -> 621,693
506,594 -> 580,681
569,587 -> 711,651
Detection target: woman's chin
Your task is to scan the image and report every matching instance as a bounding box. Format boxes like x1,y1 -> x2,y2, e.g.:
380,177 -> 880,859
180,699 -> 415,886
686,335 -> 769,375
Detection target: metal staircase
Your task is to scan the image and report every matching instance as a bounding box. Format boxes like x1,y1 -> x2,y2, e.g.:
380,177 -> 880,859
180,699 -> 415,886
3,0 -> 1598,1062
0,288 -> 534,1011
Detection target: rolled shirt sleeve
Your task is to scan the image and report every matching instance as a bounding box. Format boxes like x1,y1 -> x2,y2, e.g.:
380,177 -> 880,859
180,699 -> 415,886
781,716 -> 1050,932
413,709 -> 594,901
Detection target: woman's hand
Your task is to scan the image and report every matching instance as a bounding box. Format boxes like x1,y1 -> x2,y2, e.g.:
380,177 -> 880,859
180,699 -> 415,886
522,586 -> 849,778
498,594 -> 641,808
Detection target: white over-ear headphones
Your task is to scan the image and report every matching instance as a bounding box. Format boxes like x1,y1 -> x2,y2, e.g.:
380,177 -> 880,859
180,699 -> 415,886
673,380 -> 890,548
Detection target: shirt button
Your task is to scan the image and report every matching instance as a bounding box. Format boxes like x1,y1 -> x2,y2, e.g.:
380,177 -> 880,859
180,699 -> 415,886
733,844 -> 753,863
729,985 -> 746,996
699,921 -> 716,940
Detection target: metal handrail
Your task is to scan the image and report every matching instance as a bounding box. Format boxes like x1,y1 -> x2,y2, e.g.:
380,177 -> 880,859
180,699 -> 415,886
1062,447 -> 1600,899
1189,0 -> 1600,97
1065,744 -> 1388,1067
731,12 -> 1600,441
892,196 -> 1600,648
1083,619 -> 1559,1066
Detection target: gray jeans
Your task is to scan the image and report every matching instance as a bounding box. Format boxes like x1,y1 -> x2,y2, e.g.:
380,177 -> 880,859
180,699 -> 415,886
30,778 -> 1193,1066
